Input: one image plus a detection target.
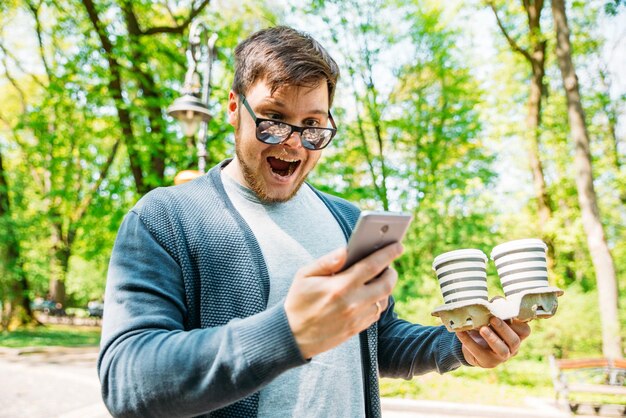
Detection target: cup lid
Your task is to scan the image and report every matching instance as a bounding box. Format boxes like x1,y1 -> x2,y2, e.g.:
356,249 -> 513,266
490,238 -> 547,260
432,249 -> 487,271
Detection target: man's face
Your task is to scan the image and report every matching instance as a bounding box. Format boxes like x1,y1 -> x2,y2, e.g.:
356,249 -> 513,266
225,80 -> 330,202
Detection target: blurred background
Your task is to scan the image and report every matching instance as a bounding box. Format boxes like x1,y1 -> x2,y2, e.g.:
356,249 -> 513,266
0,0 -> 624,415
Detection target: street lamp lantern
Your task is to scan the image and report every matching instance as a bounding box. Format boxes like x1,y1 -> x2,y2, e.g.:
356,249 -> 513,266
167,21 -> 217,183
167,94 -> 212,138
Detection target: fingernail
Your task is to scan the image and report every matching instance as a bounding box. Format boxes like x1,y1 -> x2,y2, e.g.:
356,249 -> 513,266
492,317 -> 502,327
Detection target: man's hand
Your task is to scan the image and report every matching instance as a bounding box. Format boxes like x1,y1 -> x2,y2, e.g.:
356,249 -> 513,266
457,317 -> 531,368
284,243 -> 403,359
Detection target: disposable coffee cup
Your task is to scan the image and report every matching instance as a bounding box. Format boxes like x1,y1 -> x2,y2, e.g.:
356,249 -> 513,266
490,239 -> 549,297
432,249 -> 488,304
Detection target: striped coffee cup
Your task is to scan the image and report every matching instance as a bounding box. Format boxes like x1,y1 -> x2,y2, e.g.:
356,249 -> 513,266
490,239 -> 549,297
432,249 -> 488,304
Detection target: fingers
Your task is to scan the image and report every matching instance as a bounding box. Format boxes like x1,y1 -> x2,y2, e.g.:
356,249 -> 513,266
478,321 -> 513,361
373,300 -> 383,317
457,317 -> 532,368
357,297 -> 389,333
485,317 -> 520,356
344,243 -> 404,286
508,319 -> 531,341
297,247 -> 347,278
456,331 -> 497,368
372,296 -> 390,317
340,271 -> 395,331
461,344 -> 478,367
287,244 -> 401,359
361,268 -> 397,306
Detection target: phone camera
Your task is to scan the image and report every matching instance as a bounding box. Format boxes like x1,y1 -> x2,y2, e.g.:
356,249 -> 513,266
381,225 -> 389,233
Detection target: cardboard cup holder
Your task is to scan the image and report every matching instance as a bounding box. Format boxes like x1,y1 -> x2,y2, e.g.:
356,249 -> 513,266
430,239 -> 563,332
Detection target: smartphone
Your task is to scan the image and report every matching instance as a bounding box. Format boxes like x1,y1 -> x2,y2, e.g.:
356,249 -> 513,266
342,210 -> 413,271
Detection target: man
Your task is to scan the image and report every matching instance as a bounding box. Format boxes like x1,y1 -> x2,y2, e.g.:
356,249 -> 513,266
99,26 -> 529,417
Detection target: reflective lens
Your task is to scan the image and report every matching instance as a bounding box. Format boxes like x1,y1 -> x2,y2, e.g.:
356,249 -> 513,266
241,94 -> 337,150
256,120 -> 334,150
257,121 -> 289,144
302,129 -> 333,149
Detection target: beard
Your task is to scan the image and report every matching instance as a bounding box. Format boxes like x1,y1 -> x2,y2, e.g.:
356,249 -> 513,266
234,131 -> 309,204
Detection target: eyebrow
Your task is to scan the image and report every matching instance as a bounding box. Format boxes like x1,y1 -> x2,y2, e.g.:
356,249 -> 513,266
257,98 -> 329,116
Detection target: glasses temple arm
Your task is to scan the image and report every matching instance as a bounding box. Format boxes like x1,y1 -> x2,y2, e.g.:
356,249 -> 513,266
239,94 -> 257,121
328,112 -> 337,130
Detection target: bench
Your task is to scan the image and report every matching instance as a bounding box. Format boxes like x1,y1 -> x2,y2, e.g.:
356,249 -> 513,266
549,356 -> 626,415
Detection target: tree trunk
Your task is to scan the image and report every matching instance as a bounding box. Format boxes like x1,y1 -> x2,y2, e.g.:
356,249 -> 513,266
524,0 -> 552,228
48,221 -> 68,306
81,0 -> 147,194
348,64 -> 389,210
552,0 -> 622,359
527,45 -> 552,227
598,69 -> 622,172
121,2 -> 167,187
597,69 -> 625,204
490,0 -> 554,267
82,0 -> 212,193
0,151 -> 35,327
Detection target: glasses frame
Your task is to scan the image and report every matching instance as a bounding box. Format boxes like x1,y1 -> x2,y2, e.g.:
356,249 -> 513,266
239,94 -> 337,150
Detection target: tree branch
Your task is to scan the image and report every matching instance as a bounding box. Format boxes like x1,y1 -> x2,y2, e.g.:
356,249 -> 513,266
0,41 -> 46,89
0,113 -> 25,150
487,1 -> 533,62
140,0 -> 211,36
81,0 -> 146,193
24,0 -> 53,80
71,138 -> 121,224
0,56 -> 27,113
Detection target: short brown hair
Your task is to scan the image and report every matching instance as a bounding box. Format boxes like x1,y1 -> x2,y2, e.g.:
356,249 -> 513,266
232,26 -> 340,107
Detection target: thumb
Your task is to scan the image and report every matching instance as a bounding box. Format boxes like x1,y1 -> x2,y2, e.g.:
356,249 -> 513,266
298,247 -> 347,278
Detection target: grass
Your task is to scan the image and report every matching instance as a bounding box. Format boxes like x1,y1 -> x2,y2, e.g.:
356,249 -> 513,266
380,358 -> 556,406
0,324 -> 101,348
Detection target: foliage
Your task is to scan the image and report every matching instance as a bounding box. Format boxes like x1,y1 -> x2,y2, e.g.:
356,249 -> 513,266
0,0 -> 280,313
380,359 -> 553,406
298,0 -> 499,300
0,0 -> 623,361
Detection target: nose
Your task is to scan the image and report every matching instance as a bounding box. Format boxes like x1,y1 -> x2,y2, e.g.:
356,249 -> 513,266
282,130 -> 303,149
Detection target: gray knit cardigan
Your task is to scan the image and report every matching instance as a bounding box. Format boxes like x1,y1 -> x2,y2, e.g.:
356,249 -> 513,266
98,160 -> 466,418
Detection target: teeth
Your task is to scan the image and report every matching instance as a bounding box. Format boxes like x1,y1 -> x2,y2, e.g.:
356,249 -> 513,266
275,157 -> 299,163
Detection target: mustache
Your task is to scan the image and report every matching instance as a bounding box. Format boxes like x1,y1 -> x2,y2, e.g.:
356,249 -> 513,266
266,147 -> 301,160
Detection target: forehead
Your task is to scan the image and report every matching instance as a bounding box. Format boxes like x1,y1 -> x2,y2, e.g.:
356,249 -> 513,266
245,78 -> 329,107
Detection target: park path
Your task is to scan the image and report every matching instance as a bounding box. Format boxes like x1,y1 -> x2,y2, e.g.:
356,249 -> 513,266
0,346 -> 108,417
0,346 -> 576,418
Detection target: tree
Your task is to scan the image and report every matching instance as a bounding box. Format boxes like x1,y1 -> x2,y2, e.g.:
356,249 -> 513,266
552,0 -> 622,358
488,0 -> 555,266
0,0 -> 284,320
0,149 -> 35,328
302,0 -> 394,210
80,0 -> 212,195
299,0 -> 498,298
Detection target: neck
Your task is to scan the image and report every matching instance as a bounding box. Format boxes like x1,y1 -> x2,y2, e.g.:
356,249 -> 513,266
222,157 -> 248,188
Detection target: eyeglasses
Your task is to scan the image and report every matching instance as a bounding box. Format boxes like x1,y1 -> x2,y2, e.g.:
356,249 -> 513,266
239,94 -> 337,150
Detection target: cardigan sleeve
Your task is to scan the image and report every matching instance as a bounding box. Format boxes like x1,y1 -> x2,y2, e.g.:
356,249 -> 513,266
377,296 -> 470,379
98,210 -> 307,418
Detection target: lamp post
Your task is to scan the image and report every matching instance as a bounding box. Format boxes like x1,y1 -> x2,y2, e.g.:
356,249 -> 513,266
167,21 -> 217,184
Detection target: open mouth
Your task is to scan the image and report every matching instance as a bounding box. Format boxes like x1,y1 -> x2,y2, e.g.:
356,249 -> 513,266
267,156 -> 301,177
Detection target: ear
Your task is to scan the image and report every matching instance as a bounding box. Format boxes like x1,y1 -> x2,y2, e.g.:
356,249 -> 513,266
227,90 -> 239,129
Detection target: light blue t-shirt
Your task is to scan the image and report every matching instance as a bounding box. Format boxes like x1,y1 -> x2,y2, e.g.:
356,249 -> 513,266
222,172 -> 365,418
